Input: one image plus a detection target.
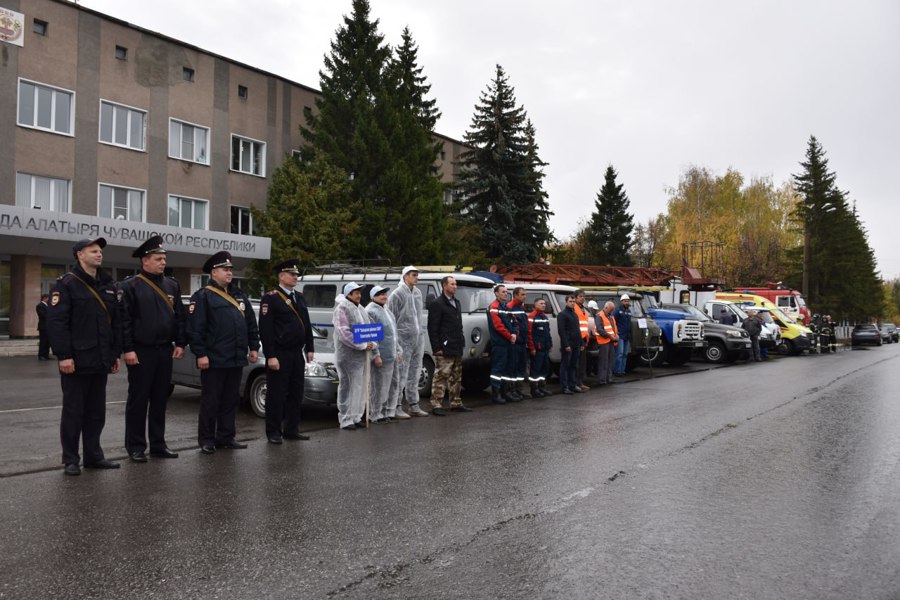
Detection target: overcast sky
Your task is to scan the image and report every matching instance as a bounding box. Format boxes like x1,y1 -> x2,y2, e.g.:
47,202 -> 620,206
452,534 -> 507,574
82,0 -> 900,279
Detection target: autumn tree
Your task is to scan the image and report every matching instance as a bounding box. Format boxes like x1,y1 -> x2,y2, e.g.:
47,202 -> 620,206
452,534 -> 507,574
630,214 -> 668,268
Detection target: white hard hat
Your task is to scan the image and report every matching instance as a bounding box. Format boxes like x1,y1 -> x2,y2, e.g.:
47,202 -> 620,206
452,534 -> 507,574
587,300 -> 599,310
620,294 -> 631,301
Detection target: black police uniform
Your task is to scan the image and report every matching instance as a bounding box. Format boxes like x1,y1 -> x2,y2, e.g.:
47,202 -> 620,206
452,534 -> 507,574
118,238 -> 187,457
186,256 -> 259,449
36,298 -> 50,359
47,261 -> 121,468
259,271 -> 314,439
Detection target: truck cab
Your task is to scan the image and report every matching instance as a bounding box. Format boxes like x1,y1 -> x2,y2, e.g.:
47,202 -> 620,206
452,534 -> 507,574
645,306 -> 706,365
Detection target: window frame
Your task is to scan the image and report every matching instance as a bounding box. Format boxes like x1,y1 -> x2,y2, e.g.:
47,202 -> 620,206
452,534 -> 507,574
16,78 -> 75,136
168,118 -> 210,165
33,19 -> 48,36
98,99 -> 146,151
115,45 -> 127,60
230,205 -> 253,236
15,172 -> 71,213
97,182 -> 146,222
168,194 -> 209,230
230,133 -> 266,177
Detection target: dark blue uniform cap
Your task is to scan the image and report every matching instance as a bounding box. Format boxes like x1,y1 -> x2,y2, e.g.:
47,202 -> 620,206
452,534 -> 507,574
132,235 -> 166,258
203,251 -> 233,274
72,237 -> 107,257
274,259 -> 300,274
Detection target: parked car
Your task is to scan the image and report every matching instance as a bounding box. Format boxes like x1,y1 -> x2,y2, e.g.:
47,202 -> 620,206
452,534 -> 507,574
883,323 -> 899,343
851,324 -> 883,347
172,300 -> 339,417
660,303 -> 750,363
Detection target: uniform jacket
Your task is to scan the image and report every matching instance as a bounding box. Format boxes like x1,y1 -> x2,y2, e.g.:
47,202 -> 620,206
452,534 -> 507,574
507,298 -> 529,347
36,301 -> 48,332
47,265 -> 122,373
427,294 -> 465,357
366,302 -> 400,362
527,309 -> 552,353
557,306 -> 582,350
259,287 -> 314,359
488,298 -> 517,345
742,316 -> 763,337
187,282 -> 260,368
117,270 -> 187,351
613,306 -> 632,341
386,283 -> 425,344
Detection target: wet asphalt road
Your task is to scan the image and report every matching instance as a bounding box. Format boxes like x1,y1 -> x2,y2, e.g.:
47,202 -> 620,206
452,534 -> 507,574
1,345 -> 899,599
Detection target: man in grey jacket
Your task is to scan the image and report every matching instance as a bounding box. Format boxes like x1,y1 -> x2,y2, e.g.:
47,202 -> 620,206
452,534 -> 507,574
386,266 -> 429,417
366,286 -> 402,422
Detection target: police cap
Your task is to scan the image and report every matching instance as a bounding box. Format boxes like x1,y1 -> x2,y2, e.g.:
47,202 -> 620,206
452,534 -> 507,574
72,237 -> 107,257
132,235 -> 166,259
203,251 -> 233,274
274,259 -> 300,275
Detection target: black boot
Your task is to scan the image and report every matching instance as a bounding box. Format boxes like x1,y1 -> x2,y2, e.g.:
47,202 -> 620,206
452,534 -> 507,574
530,383 -> 540,398
491,386 -> 507,404
539,382 -> 551,397
504,382 -> 521,402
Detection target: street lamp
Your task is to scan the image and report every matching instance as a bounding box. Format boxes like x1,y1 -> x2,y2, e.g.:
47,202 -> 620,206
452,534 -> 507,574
801,202 -> 837,299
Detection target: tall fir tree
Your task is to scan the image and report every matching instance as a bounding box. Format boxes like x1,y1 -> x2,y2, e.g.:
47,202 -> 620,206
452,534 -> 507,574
788,135 -> 881,320
456,65 -> 553,264
583,165 -> 634,265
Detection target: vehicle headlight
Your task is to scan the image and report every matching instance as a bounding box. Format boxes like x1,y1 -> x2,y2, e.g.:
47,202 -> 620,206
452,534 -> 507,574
305,361 -> 328,377
471,327 -> 482,344
726,330 -> 742,338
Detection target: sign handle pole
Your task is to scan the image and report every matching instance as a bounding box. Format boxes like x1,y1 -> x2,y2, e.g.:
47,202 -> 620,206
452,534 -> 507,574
364,348 -> 371,428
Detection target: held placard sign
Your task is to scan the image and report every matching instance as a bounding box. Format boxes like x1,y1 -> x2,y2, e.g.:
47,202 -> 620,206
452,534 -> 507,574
353,323 -> 384,343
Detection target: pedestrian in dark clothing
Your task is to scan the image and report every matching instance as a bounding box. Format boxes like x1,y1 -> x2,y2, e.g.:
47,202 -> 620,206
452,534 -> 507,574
612,295 -> 632,376
118,236 -> 187,462
507,287 -> 530,398
487,284 -> 519,403
719,309 -> 735,326
527,297 -> 553,397
47,237 -> 122,476
557,295 -> 582,395
742,309 -> 763,362
259,259 -> 314,444
186,251 -> 260,454
36,295 -> 50,360
427,276 -> 470,414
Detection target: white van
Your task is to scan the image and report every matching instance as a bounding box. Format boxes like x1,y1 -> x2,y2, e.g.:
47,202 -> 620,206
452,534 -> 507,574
297,267 -> 495,395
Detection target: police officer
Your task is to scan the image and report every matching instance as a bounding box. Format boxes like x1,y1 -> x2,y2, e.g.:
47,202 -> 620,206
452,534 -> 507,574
487,283 -> 519,403
186,251 -> 260,454
258,259 -> 314,444
47,237 -> 121,475
527,297 -> 553,397
118,236 -> 187,462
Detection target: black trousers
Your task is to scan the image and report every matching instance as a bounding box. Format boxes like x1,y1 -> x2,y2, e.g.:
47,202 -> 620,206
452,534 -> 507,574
60,372 -> 108,465
125,344 -> 174,453
198,367 -> 242,446
38,330 -> 50,359
265,351 -> 306,437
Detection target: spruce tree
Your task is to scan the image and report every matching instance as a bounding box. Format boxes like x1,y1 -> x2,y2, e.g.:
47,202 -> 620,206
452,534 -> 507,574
583,165 -> 634,265
456,65 -> 552,264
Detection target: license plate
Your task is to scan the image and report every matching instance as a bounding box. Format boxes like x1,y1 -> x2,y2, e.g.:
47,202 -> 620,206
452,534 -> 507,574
694,341 -> 705,347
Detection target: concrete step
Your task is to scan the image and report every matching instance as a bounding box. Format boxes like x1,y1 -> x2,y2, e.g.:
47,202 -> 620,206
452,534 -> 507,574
0,339 -> 41,358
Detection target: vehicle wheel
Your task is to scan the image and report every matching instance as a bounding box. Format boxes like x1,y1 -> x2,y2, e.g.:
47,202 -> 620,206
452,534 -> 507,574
704,340 -> 727,364
461,370 -> 491,393
245,373 -> 267,418
777,338 -> 794,356
637,345 -> 665,368
418,355 -> 435,398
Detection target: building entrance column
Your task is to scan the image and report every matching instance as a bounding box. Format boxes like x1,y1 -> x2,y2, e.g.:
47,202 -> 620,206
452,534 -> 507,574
9,255 -> 43,338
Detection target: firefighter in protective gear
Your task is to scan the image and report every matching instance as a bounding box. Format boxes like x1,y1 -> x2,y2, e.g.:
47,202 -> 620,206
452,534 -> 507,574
527,297 -> 553,397
487,284 -> 519,403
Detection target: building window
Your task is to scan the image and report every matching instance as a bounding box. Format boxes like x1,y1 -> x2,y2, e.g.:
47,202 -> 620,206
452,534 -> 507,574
33,19 -> 48,36
15,173 -> 70,212
17,79 -> 74,136
98,184 -> 144,222
238,85 -> 248,98
115,45 -> 127,60
169,119 -> 209,164
183,67 -> 194,82
168,195 -> 207,230
291,149 -> 302,161
230,206 -> 253,235
230,135 -> 265,176
99,100 -> 145,150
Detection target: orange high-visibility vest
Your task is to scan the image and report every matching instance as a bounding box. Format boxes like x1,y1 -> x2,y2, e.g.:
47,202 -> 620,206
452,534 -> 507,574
574,303 -> 590,340
596,310 -> 618,345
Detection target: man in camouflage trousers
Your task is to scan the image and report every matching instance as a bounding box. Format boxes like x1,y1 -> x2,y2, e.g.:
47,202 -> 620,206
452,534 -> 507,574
426,276 -> 472,415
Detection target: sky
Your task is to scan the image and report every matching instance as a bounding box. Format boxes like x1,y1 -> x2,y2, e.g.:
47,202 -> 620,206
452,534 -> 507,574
82,0 -> 900,279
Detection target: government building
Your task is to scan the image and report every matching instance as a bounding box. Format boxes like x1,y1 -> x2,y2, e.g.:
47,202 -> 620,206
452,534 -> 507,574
0,0 -> 467,337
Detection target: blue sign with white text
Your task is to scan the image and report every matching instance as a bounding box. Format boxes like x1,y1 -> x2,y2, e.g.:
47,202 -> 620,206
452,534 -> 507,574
353,322 -> 384,343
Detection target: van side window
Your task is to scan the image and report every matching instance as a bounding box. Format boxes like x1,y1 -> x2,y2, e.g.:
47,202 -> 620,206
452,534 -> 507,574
525,292 -> 555,316
303,284 -> 337,308
777,296 -> 790,308
417,283 -> 437,305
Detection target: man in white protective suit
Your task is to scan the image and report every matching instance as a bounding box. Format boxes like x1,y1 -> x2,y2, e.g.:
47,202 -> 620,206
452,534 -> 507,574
386,266 -> 429,418
333,282 -> 376,430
